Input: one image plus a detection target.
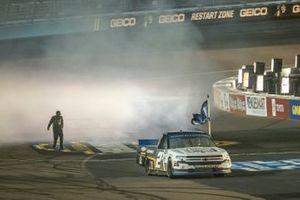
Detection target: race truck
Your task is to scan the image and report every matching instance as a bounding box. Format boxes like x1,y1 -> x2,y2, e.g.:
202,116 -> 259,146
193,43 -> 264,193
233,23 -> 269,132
136,130 -> 231,178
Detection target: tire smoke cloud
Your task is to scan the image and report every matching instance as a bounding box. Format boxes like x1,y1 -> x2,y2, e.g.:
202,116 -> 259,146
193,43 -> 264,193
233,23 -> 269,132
0,25 -> 228,144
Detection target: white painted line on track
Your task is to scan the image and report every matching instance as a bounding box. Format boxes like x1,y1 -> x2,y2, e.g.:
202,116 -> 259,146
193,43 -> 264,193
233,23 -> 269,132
232,159 -> 300,172
2,157 -> 300,173
87,158 -> 135,162
91,144 -> 136,154
231,151 -> 300,156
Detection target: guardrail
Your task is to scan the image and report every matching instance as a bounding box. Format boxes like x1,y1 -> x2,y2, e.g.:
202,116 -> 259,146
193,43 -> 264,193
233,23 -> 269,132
213,77 -> 300,120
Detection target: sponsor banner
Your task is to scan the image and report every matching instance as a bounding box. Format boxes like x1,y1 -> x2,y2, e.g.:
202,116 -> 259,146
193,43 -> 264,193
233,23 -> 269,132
189,3 -> 300,22
221,92 -> 230,112
289,99 -> 300,120
267,97 -> 289,119
188,6 -> 273,24
214,89 -> 230,111
102,3 -> 300,30
158,13 -> 186,24
246,95 -> 267,117
291,4 -> 300,16
109,15 -> 140,29
190,9 -> 235,23
229,94 -> 246,115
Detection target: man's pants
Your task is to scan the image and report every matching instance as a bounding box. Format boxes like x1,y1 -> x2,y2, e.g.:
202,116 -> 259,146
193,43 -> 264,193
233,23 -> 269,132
53,130 -> 63,149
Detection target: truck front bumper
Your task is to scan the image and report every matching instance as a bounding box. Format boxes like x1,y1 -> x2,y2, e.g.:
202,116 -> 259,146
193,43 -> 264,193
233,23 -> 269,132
172,168 -> 231,176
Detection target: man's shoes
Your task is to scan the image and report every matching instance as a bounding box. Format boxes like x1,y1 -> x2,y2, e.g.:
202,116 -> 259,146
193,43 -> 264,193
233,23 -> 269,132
59,147 -> 64,151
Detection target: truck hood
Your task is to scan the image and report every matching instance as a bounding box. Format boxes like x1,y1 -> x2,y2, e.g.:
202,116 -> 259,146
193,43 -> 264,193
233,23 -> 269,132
168,147 -> 227,156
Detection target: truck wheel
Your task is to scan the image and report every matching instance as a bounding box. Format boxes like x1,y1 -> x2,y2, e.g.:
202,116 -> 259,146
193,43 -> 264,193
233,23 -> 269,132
145,160 -> 153,176
136,155 -> 144,165
167,159 -> 174,178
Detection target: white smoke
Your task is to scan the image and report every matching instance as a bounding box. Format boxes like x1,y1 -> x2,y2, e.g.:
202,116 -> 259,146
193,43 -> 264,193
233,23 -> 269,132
0,22 -> 229,144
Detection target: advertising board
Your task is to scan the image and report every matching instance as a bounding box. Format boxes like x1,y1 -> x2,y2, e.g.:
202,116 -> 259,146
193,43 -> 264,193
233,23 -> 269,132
214,89 -> 230,111
246,95 -> 267,117
102,3 -> 300,30
289,99 -> 300,120
267,97 -> 289,119
292,4 -> 300,15
229,94 -> 246,115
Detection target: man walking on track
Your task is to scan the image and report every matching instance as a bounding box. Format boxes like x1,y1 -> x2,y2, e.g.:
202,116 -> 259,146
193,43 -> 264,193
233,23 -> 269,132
47,111 -> 64,150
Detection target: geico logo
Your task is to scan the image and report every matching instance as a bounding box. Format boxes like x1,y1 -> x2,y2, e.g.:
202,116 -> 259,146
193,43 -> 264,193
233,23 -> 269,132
110,18 -> 136,28
159,14 -> 185,24
240,7 -> 268,17
293,5 -> 300,13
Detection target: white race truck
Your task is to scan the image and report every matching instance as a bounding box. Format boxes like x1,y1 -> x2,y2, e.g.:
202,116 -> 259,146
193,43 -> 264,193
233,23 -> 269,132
136,131 -> 231,178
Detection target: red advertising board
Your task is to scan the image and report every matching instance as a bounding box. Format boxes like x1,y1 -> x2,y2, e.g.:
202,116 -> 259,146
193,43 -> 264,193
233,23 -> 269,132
267,97 -> 289,119
229,94 -> 246,115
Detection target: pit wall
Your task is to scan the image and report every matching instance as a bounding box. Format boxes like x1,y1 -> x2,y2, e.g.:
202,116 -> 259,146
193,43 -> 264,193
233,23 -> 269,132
213,77 -> 300,120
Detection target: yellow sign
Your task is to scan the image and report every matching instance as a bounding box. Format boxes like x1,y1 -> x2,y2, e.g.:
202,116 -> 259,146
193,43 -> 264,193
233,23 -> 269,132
292,105 -> 300,115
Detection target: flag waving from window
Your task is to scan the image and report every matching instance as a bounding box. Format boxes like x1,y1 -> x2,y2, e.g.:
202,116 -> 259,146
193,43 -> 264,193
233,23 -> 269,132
191,100 -> 209,125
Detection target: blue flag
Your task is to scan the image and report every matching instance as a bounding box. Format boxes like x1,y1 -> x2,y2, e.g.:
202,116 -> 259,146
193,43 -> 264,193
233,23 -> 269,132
191,100 -> 208,125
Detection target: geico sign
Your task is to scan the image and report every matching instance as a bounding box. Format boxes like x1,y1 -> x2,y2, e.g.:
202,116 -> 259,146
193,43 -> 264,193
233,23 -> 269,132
110,17 -> 136,28
159,14 -> 185,24
240,7 -> 268,17
293,5 -> 300,13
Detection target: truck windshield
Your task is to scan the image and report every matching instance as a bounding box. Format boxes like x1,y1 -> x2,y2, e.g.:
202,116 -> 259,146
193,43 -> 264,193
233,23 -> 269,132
169,135 -> 215,149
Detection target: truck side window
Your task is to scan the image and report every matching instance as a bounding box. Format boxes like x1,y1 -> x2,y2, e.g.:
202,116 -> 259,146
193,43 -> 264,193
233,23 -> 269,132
158,135 -> 167,149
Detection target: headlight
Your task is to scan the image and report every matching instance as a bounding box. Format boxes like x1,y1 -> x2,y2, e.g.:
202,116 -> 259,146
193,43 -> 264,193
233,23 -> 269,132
223,153 -> 230,160
140,146 -> 147,152
175,156 -> 185,160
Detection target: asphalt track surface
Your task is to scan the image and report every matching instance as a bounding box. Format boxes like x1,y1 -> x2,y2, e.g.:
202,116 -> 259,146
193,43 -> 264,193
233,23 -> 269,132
1,19 -> 300,200
85,114 -> 300,200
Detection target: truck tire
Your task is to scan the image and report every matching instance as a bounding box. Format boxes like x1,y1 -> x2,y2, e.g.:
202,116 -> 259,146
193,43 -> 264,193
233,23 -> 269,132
167,159 -> 174,178
145,159 -> 153,176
